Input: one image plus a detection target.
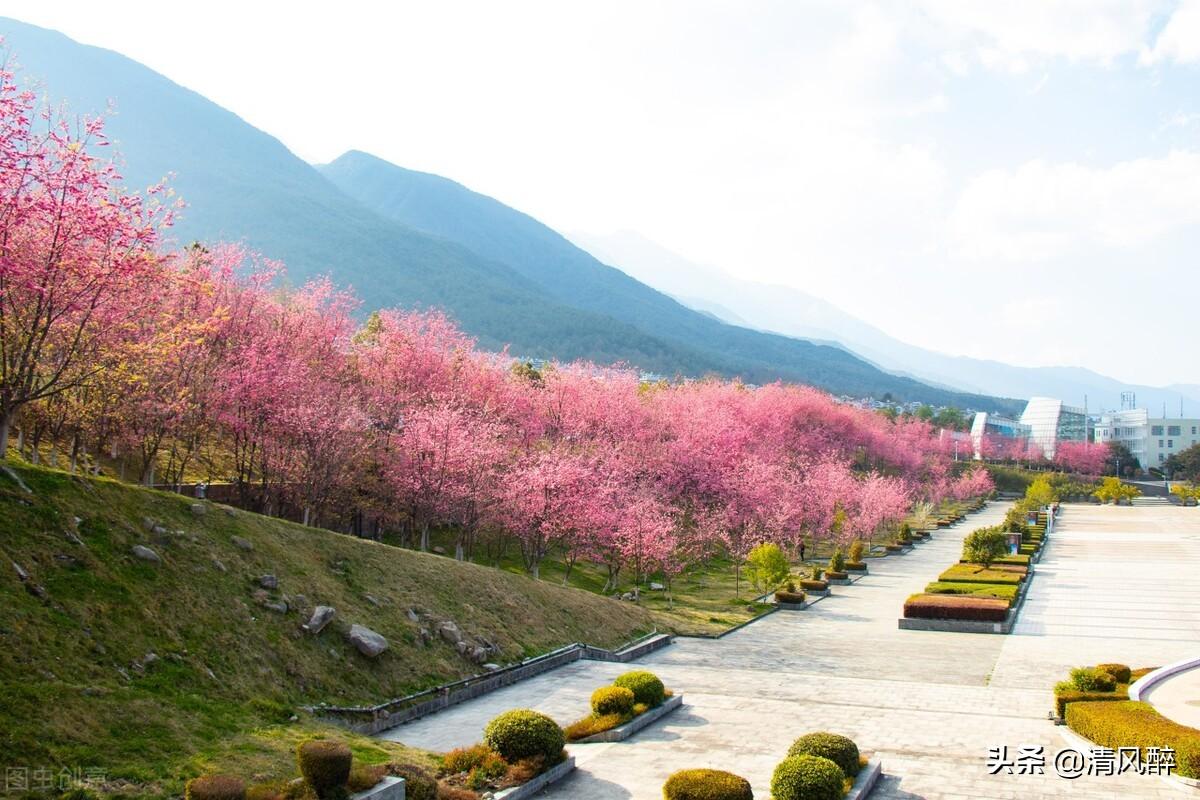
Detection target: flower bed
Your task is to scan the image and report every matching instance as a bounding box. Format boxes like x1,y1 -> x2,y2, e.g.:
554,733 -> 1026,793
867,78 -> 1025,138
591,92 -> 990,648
937,564 -> 1025,585
440,709 -> 571,795
565,670 -> 672,742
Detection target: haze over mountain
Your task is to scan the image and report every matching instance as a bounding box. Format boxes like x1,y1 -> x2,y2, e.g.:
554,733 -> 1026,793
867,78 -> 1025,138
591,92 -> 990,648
0,17 -> 1028,411
572,230 -> 1200,417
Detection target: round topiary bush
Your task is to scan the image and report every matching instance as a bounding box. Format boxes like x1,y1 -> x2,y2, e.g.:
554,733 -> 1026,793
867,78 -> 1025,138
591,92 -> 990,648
591,685 -> 636,716
483,709 -> 565,763
185,775 -> 246,800
787,731 -> 861,777
770,754 -> 844,800
1096,663 -> 1132,684
662,768 -> 753,800
296,740 -> 352,799
613,670 -> 666,707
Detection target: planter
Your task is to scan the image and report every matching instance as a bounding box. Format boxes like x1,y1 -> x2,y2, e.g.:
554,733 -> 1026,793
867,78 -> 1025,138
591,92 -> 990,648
798,579 -> 828,592
884,545 -> 903,553
846,758 -> 883,800
351,777 -> 404,800
494,756 -> 575,800
825,570 -> 850,585
776,600 -> 808,610
774,590 -> 807,605
574,695 -> 683,743
845,562 -> 867,573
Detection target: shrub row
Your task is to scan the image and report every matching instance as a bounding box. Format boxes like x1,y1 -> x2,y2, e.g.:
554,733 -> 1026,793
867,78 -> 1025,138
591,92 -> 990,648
1066,701 -> 1200,778
923,581 -> 1018,603
903,594 -> 1009,622
663,732 -> 864,800
938,564 -> 1024,585
565,670 -> 668,741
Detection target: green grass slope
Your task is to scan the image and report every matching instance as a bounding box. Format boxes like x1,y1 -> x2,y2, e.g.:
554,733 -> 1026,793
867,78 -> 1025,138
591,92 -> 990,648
0,463 -> 653,795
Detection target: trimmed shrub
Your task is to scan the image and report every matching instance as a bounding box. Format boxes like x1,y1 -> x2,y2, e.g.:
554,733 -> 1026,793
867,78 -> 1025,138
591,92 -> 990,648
662,768 -> 753,800
825,570 -> 848,580
483,709 -> 564,763
747,542 -> 790,590
847,540 -> 865,562
808,563 -> 824,581
1096,663 -> 1132,684
564,712 -> 624,741
770,754 -> 843,800
903,594 -> 1008,622
899,522 -> 912,538
799,579 -> 827,591
775,589 -> 806,604
186,776 -> 246,800
347,766 -> 386,793
884,544 -> 903,553
296,740 -> 352,799
591,685 -> 635,715
828,549 -> 846,573
962,526 -> 1009,567
388,765 -> 437,800
1070,667 -> 1116,693
844,561 -> 867,572
1054,689 -> 1127,718
1066,701 -> 1200,778
938,564 -> 1024,585
613,670 -> 666,707
787,732 -> 861,777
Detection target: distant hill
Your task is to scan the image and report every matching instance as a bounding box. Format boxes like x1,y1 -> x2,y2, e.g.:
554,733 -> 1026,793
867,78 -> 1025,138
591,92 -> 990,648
0,17 -> 1014,409
572,230 -> 1200,416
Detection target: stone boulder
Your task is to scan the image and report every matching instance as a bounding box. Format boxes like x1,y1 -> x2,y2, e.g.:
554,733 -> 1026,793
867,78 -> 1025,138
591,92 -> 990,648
190,503 -> 208,516
231,536 -> 253,551
304,606 -> 336,635
131,545 -> 162,564
259,574 -> 279,590
347,624 -> 388,657
438,621 -> 462,645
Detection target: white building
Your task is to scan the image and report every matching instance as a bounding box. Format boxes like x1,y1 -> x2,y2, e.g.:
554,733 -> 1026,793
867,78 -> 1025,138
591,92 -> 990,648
1018,397 -> 1088,459
1094,409 -> 1200,470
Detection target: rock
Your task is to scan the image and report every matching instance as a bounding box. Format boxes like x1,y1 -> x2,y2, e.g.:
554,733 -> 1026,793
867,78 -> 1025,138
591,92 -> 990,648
291,594 -> 308,610
252,589 -> 269,604
133,652 -> 158,671
223,506 -> 237,517
346,624 -> 388,657
11,561 -> 29,581
418,628 -> 432,645
82,686 -> 106,697
469,646 -> 488,663
264,601 -> 288,614
407,608 -> 421,623
455,640 -> 469,656
649,582 -> 665,591
142,517 -> 157,532
231,536 -> 253,551
483,663 -> 501,671
151,525 -> 168,537
72,516 -> 83,529
303,606 -> 336,635
432,545 -> 447,555
259,574 -> 279,590
211,558 -> 227,573
54,553 -> 82,568
438,621 -> 462,645
364,594 -> 382,607
65,529 -> 85,546
131,545 -> 161,563
190,503 -> 208,516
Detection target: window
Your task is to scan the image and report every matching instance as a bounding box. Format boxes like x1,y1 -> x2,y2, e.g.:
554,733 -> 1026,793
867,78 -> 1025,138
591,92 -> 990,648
1159,440 -> 1165,448
1152,425 -> 1164,435
1169,425 -> 1181,436
1193,426 -> 1197,435
1160,453 -> 1166,462
1168,440 -> 1174,449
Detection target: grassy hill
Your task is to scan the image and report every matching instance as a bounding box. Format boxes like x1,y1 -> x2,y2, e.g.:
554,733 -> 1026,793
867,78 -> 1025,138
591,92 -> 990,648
0,463 -> 653,797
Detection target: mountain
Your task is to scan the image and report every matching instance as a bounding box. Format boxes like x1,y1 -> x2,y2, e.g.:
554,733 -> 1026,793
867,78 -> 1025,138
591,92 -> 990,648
572,230 -> 1200,417
319,151 -> 1017,409
0,17 -> 1013,409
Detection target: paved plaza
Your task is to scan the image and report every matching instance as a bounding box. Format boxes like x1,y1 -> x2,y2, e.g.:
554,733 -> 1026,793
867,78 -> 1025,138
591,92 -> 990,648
382,503 -> 1200,798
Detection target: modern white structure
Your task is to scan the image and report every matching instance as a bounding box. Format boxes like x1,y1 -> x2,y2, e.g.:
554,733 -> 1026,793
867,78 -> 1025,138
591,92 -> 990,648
1018,397 -> 1088,459
969,411 -> 1031,458
1093,409 -> 1200,469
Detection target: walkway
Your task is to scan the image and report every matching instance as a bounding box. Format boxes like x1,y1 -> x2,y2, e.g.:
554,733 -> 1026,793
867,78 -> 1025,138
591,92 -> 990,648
1144,666 -> 1200,731
380,503 -> 1200,798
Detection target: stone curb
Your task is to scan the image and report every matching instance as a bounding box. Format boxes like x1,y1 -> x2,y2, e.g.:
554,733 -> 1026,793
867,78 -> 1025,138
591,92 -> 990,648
847,758 -> 883,800
494,756 -> 575,799
575,695 -> 684,743
1128,655 -> 1200,701
351,776 -> 404,800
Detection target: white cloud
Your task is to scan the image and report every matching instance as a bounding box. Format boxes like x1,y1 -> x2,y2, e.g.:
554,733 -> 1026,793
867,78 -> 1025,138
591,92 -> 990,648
916,0 -> 1168,72
1142,0 -> 1200,64
949,150 -> 1200,261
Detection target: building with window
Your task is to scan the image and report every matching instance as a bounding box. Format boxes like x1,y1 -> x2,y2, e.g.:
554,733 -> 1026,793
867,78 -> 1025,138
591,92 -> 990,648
1019,397 -> 1088,459
1092,410 -> 1200,470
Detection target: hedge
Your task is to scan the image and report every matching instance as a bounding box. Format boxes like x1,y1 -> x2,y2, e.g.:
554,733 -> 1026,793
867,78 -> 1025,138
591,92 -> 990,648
185,776 -> 245,800
1096,663 -> 1132,684
1054,689 -> 1127,718
770,755 -> 843,800
613,670 -> 666,707
591,685 -> 635,716
787,732 -> 861,777
825,570 -> 849,580
662,769 -> 753,800
938,565 -> 1024,585
903,594 -> 1009,622
799,579 -> 828,591
923,581 -> 1018,603
296,741 -> 351,799
775,589 -> 806,604
1066,701 -> 1200,778
844,561 -> 867,571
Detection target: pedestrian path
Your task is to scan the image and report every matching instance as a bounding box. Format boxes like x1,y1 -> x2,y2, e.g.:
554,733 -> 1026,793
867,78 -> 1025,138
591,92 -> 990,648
379,503 -> 1200,798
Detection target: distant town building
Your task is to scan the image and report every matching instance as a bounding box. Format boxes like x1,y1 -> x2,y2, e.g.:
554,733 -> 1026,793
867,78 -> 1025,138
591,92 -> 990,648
970,396 -> 1087,460
1093,409 -> 1200,469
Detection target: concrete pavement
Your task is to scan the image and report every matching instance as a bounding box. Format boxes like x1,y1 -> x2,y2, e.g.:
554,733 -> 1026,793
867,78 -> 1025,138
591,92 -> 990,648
380,503 -> 1200,798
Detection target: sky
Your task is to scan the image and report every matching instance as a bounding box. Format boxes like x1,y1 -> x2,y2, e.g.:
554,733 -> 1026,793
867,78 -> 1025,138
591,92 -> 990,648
2,0 -> 1199,387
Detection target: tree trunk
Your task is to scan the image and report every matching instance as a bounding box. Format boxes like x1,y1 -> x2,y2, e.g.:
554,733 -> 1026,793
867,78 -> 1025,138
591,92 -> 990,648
0,412 -> 11,460
455,540 -> 465,561
419,520 -> 430,552
302,507 -> 311,527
